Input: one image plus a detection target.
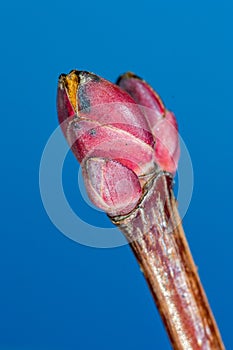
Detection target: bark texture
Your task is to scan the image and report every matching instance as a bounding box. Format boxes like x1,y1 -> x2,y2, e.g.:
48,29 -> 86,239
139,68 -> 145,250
111,173 -> 225,350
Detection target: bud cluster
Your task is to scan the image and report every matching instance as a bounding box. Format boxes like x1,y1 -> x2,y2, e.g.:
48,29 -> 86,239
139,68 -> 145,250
57,70 -> 179,216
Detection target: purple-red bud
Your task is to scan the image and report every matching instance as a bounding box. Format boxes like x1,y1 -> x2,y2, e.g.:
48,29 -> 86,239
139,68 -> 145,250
57,70 -> 156,180
57,70 -> 180,215
117,72 -> 180,173
83,158 -> 142,216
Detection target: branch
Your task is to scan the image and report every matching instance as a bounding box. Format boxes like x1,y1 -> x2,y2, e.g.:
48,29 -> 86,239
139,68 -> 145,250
111,173 -> 224,350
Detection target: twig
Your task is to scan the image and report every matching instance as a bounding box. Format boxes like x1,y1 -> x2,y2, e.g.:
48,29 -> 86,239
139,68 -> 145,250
111,173 -> 225,350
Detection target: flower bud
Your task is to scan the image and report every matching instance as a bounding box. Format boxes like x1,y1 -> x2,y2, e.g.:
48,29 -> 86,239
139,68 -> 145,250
57,70 -> 156,180
83,158 -> 142,216
117,72 -> 180,173
57,70 -> 180,216
58,70 -> 154,146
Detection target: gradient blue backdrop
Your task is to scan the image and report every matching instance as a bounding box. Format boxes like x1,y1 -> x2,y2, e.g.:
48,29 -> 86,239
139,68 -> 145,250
1,1 -> 232,349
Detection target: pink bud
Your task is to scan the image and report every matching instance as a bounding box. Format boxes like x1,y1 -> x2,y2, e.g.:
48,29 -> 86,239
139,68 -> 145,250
58,70 -> 154,147
117,72 -> 165,117
57,70 -> 180,216
117,72 -> 180,173
57,70 -> 156,180
83,158 -> 142,216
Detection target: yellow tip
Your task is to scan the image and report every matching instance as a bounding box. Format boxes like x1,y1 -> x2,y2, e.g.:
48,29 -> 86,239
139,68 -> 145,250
64,70 -> 79,111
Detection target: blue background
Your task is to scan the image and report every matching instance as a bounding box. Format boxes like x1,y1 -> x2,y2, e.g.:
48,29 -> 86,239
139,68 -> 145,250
1,1 -> 232,349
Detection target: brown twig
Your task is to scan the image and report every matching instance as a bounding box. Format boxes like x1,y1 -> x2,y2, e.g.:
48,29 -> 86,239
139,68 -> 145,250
111,172 -> 225,350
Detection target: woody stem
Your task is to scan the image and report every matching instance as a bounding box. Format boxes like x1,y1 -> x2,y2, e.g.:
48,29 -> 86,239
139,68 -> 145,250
110,173 -> 224,350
